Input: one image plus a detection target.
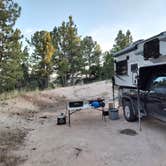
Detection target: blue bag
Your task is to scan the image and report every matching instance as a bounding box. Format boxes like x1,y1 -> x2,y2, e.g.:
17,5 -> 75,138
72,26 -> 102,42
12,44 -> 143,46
91,101 -> 100,108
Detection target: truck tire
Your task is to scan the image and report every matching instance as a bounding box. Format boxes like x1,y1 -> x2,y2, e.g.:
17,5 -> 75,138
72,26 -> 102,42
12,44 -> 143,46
123,101 -> 137,122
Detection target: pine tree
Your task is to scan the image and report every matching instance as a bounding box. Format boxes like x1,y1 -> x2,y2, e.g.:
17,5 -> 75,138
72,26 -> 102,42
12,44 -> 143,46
125,30 -> 133,45
80,36 -> 101,81
112,30 -> 133,53
30,31 -> 55,89
101,30 -> 133,80
21,46 -> 30,88
51,16 -> 82,86
0,0 -> 24,92
102,51 -> 114,79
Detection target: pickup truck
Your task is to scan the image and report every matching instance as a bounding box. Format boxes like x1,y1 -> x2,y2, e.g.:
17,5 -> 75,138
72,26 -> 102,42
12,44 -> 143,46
122,73 -> 166,122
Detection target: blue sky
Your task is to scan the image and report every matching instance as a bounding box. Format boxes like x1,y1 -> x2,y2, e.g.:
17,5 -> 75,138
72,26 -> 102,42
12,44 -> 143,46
15,0 -> 166,51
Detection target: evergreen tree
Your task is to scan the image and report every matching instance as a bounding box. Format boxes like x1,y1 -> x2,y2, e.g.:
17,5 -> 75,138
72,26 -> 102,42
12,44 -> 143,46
51,16 -> 82,86
80,36 -> 101,81
21,46 -> 30,88
51,26 -> 68,86
102,51 -> 114,79
30,31 -> 55,89
101,30 -> 133,80
0,0 -> 24,92
125,30 -> 133,45
112,30 -> 133,53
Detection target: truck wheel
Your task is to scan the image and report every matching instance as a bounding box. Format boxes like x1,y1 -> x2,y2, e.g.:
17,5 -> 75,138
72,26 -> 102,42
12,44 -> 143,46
123,101 -> 137,122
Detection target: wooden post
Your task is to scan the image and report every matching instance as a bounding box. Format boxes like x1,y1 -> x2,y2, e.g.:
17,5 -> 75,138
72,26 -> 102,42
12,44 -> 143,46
112,77 -> 115,108
137,73 -> 142,131
68,109 -> 71,127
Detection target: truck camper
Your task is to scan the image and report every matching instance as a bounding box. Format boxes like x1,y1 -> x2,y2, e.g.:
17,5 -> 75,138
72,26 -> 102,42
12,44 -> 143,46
113,32 -> 166,122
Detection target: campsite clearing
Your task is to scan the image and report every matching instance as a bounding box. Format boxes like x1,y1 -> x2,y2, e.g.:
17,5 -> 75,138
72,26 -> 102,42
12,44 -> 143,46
0,81 -> 166,166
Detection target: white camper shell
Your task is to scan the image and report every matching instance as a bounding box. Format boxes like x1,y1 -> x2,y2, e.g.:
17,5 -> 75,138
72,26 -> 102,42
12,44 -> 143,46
113,32 -> 166,88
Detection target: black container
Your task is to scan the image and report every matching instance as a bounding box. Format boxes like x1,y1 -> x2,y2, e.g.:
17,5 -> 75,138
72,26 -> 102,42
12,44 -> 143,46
57,113 -> 66,125
69,101 -> 83,108
102,111 -> 109,116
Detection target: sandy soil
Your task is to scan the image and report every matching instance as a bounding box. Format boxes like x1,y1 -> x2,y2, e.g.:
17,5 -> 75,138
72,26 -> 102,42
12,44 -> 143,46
0,81 -> 166,166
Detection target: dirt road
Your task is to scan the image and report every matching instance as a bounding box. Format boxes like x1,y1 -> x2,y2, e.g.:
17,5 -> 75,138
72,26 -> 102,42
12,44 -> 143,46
0,81 -> 166,166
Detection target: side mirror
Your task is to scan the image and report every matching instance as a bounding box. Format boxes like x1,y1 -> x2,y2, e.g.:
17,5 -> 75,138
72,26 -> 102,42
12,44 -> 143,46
149,89 -> 155,94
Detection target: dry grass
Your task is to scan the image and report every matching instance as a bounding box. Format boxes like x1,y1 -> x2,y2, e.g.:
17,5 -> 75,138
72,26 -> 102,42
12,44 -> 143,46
0,128 -> 27,166
0,89 -> 40,101
0,149 -> 25,166
21,93 -> 67,110
11,109 -> 37,120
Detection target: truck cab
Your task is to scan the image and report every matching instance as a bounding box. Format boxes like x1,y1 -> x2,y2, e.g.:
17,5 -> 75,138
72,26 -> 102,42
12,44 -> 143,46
145,74 -> 166,120
122,71 -> 166,122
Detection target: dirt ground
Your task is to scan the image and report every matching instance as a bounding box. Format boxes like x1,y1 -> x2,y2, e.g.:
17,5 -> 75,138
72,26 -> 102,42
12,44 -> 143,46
0,81 -> 166,166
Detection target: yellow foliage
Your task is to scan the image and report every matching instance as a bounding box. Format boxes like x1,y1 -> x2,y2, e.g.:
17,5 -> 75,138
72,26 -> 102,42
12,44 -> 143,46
43,32 -> 55,64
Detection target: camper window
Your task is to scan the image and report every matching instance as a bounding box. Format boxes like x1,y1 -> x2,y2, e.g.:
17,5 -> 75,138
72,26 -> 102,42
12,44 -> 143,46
116,60 -> 128,75
144,38 -> 160,59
